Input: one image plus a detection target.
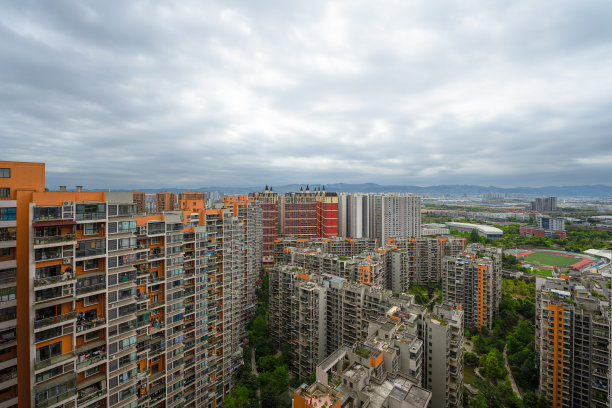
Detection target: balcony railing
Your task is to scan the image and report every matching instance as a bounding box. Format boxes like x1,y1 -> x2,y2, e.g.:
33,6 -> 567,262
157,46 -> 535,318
76,282 -> 105,295
77,387 -> 106,406
34,233 -> 77,246
76,353 -> 107,370
34,351 -> 76,370
35,311 -> 76,329
34,273 -> 75,287
77,318 -> 106,333
76,247 -> 106,258
75,213 -> 105,221
37,389 -> 77,408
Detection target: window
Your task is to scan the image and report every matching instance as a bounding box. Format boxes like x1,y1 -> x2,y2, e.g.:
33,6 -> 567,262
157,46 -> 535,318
0,168 -> 10,178
36,341 -> 62,362
36,365 -> 63,383
85,331 -> 100,342
84,223 -> 98,235
85,367 -> 98,377
0,188 -> 9,198
0,287 -> 16,302
0,248 -> 9,258
84,259 -> 98,271
119,335 -> 137,351
0,208 -> 16,221
84,295 -> 98,307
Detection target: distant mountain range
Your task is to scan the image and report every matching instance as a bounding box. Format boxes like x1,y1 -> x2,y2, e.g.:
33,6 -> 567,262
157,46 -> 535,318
120,183 -> 612,198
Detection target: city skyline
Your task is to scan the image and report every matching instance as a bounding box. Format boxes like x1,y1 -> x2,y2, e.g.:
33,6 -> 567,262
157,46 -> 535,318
2,1 -> 612,188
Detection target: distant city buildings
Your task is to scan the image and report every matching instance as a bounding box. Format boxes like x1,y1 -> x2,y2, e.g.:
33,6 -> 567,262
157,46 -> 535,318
520,214 -> 567,239
445,222 -> 503,240
249,186 -> 338,264
531,196 -> 558,212
155,190 -> 176,212
338,193 -> 422,242
422,223 -> 450,236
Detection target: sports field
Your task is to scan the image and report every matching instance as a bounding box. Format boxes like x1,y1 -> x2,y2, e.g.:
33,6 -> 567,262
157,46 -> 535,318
521,252 -> 580,267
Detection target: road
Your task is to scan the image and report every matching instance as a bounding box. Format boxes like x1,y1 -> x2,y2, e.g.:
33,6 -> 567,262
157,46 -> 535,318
503,344 -> 521,397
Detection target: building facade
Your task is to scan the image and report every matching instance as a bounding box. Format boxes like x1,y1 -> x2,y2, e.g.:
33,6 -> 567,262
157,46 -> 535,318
535,276 -> 610,408
0,161 -> 262,408
441,245 -> 502,331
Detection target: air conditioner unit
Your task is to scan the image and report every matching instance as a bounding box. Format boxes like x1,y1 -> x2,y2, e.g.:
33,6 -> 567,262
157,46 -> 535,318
63,257 -> 72,264
63,201 -> 72,206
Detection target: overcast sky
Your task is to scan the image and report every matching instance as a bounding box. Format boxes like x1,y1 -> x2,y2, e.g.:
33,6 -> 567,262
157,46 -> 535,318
1,0 -> 612,189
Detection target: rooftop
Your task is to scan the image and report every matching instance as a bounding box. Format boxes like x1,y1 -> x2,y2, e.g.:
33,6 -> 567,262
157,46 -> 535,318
446,222 -> 503,234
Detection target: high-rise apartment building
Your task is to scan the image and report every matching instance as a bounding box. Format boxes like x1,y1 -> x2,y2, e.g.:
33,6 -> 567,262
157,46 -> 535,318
249,187 -> 279,264
0,161 -> 46,408
132,190 -> 146,214
441,245 -> 502,331
178,191 -> 206,212
535,276 -> 610,408
250,186 -> 338,264
269,266 -> 423,378
273,236 -> 465,293
272,266 -> 464,408
0,161 -> 262,408
155,191 -> 176,212
531,197 -> 558,212
338,193 -> 422,242
424,303 -> 464,408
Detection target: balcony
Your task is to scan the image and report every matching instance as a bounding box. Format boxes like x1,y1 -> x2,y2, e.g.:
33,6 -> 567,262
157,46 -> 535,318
77,387 -> 106,406
75,213 -> 105,222
35,233 -> 77,247
76,281 -> 105,295
77,317 -> 106,333
77,349 -> 106,370
35,247 -> 65,262
35,311 -> 76,330
34,273 -> 75,288
33,207 -> 63,222
36,389 -> 77,408
34,351 -> 76,370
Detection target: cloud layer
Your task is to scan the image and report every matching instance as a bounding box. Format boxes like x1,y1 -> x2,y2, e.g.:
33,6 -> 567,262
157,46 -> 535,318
1,0 -> 611,188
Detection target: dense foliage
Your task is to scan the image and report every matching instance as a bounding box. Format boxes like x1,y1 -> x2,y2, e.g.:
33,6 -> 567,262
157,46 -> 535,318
465,278 -> 546,408
225,274 -> 293,408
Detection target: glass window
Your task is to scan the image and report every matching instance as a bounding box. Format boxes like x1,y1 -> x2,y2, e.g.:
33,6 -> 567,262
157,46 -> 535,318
0,168 -> 10,178
84,259 -> 98,271
84,223 -> 99,235
0,188 -> 9,198
0,208 -> 16,221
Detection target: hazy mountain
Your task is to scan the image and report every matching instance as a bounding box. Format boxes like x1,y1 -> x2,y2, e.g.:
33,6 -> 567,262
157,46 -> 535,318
116,184 -> 612,198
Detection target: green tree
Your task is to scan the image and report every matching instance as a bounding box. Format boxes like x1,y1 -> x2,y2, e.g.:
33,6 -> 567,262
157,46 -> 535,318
469,229 -> 480,243
469,392 -> 487,408
225,385 -> 251,408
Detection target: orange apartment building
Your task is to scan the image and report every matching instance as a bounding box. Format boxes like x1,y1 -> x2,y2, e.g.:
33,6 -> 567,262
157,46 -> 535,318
0,161 -> 263,408
132,190 -> 146,214
441,246 -> 502,331
250,186 -> 338,265
178,191 -> 206,212
155,191 -> 175,212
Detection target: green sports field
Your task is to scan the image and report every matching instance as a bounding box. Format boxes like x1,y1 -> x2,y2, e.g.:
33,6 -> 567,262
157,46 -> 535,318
521,252 -> 579,267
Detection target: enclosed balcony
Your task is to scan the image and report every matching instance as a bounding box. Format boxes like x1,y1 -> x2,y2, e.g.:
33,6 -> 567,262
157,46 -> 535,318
75,204 -> 106,222
76,239 -> 106,259
33,206 -> 64,222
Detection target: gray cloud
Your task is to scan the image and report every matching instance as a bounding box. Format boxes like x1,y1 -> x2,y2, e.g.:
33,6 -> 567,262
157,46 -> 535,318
1,0 -> 611,189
